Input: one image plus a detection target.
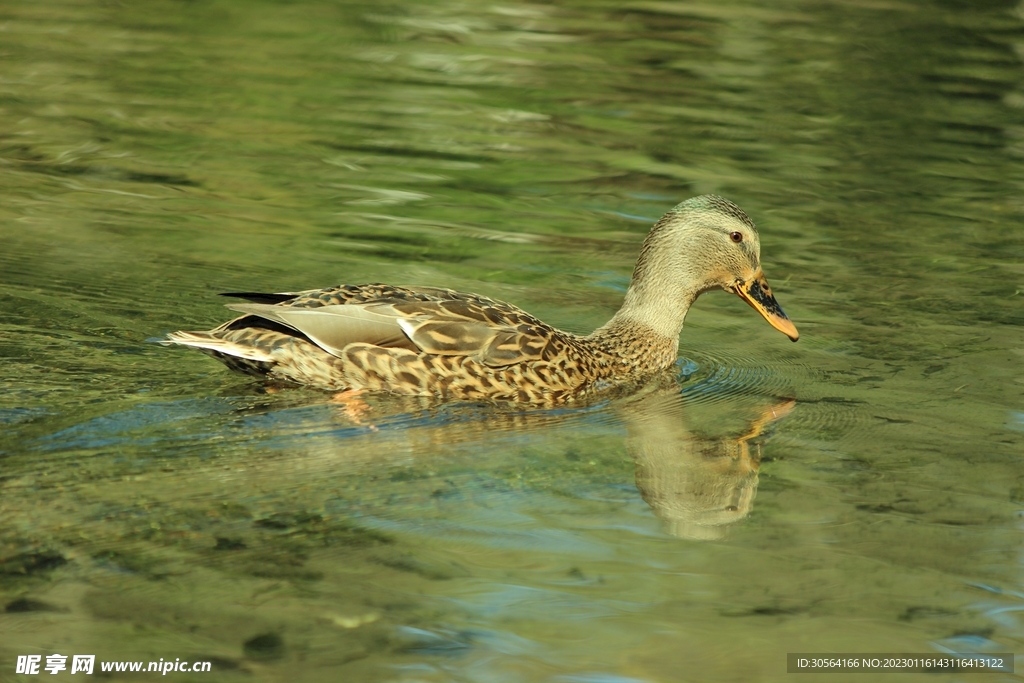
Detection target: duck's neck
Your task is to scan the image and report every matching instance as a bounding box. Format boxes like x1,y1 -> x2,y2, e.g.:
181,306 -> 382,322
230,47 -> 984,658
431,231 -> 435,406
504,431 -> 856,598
585,217 -> 718,372
588,278 -> 699,354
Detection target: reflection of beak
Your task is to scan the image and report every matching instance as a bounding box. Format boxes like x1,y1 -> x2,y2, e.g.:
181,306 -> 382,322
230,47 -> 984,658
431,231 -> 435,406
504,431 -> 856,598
730,271 -> 799,341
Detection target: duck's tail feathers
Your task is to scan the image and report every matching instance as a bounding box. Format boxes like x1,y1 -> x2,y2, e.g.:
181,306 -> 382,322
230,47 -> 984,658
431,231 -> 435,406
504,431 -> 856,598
162,331 -> 276,363
219,291 -> 298,305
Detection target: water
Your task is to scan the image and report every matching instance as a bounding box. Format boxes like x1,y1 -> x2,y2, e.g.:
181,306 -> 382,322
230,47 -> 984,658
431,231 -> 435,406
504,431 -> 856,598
1,0 -> 1023,680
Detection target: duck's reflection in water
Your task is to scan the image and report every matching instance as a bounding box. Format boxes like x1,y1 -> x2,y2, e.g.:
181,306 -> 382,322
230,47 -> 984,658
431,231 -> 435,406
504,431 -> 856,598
619,385 -> 795,540
296,379 -> 795,541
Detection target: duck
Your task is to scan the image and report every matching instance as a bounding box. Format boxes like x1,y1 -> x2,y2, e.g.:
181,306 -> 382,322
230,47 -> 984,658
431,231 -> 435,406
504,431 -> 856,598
163,195 -> 798,404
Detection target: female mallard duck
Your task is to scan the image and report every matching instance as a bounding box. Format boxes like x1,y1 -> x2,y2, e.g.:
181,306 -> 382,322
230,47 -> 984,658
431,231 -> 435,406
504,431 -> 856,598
165,195 -> 798,404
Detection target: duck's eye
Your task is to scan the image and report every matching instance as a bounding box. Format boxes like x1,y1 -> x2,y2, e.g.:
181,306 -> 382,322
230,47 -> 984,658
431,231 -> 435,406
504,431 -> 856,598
730,231 -> 743,243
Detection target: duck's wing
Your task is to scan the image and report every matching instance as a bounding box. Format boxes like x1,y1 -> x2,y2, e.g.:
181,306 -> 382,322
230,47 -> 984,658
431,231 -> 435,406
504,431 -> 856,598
221,284 -> 479,308
223,285 -> 568,368
389,296 -> 564,367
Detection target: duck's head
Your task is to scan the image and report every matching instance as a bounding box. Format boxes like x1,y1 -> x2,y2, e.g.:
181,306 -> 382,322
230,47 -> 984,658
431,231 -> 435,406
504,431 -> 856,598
626,195 -> 799,341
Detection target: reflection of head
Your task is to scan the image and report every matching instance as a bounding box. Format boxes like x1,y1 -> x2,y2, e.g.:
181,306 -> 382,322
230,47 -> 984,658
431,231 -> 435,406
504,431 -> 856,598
622,387 -> 794,541
631,435 -> 759,540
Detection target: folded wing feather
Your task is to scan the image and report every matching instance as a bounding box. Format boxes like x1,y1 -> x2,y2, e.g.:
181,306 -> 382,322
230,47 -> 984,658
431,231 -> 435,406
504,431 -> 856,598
225,303 -> 416,356
227,299 -> 559,368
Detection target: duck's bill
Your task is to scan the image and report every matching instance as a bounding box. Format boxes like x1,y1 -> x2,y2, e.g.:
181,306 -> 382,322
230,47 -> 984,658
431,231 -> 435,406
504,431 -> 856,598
730,271 -> 799,342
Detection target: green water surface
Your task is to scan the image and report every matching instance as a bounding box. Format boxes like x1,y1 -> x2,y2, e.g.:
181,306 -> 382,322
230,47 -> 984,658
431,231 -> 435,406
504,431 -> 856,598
1,0 -> 1023,681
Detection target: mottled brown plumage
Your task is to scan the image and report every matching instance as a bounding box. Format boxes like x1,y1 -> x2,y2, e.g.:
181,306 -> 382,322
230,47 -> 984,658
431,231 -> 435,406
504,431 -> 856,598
164,195 -> 799,404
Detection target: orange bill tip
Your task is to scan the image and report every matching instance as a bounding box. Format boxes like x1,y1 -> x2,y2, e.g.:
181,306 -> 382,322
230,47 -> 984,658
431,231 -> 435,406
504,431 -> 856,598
732,271 -> 799,342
